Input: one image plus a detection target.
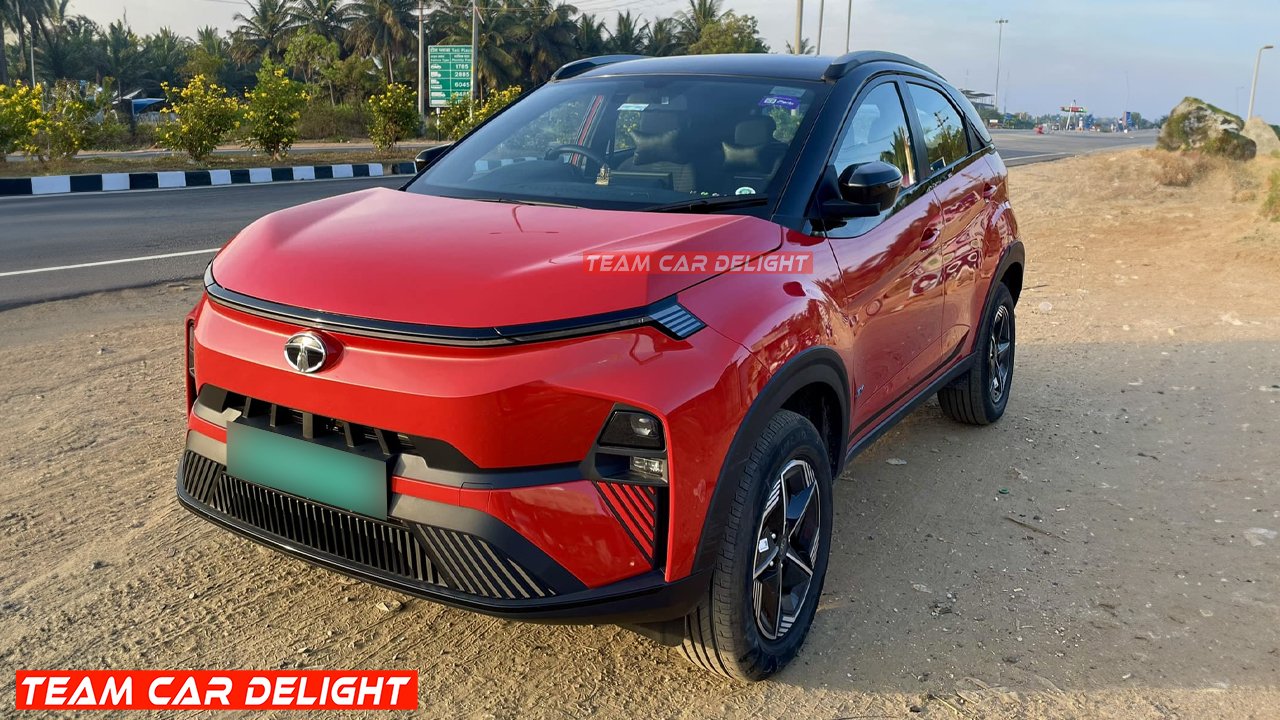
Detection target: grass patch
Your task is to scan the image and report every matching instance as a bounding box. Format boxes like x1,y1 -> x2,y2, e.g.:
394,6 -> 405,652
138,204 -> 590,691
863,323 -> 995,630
0,149 -> 431,178
1153,151 -> 1214,187
1263,170 -> 1280,221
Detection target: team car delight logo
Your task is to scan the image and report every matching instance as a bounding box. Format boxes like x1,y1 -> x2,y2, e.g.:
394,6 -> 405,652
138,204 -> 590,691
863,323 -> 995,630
583,252 -> 813,274
16,670 -> 418,711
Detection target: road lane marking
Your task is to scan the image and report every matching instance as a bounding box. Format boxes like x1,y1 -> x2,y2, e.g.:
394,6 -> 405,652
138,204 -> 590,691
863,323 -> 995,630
0,248 -> 220,278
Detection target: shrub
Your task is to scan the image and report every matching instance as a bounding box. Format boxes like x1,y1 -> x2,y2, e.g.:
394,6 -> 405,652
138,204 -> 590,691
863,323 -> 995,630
436,86 -> 522,140
0,82 -> 43,159
297,101 -> 368,140
157,75 -> 242,161
243,61 -> 309,160
1153,151 -> 1213,187
1263,170 -> 1280,222
37,81 -> 94,161
368,83 -> 418,153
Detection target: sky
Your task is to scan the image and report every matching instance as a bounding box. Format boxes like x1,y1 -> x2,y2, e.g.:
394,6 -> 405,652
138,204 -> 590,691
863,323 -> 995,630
67,0 -> 1280,121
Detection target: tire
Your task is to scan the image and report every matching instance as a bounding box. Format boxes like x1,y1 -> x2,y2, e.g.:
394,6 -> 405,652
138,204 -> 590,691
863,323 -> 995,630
680,410 -> 834,681
938,282 -> 1016,425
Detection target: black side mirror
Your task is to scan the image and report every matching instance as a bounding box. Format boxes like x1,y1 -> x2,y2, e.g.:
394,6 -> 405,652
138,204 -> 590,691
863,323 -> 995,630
414,144 -> 453,173
838,161 -> 902,211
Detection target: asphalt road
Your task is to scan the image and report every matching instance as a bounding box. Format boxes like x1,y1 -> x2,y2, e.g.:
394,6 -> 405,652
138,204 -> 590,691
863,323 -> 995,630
0,130 -> 1155,309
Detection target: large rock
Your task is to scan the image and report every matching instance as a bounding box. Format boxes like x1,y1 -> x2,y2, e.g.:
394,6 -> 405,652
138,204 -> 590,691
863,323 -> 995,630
1243,117 -> 1280,156
1157,97 -> 1256,160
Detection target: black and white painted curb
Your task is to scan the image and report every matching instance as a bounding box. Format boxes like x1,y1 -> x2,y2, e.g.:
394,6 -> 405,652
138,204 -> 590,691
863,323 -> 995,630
0,162 -> 417,197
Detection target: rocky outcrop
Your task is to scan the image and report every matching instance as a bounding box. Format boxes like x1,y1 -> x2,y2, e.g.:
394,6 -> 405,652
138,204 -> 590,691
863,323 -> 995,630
1157,97 -> 1256,160
1242,117 -> 1280,157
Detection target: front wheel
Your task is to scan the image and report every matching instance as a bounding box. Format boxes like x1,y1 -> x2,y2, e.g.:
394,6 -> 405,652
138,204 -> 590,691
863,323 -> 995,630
679,410 -> 833,680
938,282 -> 1016,425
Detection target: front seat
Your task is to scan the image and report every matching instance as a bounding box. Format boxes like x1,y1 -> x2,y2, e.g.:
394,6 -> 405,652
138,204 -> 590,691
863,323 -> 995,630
721,116 -> 787,179
616,110 -> 698,193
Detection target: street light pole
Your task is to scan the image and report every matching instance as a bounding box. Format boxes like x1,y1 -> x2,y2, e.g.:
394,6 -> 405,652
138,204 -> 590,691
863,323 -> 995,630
844,0 -> 852,53
816,0 -> 824,54
994,19 -> 1008,117
794,0 -> 803,55
470,0 -> 478,117
1247,44 -> 1274,121
417,0 -> 425,119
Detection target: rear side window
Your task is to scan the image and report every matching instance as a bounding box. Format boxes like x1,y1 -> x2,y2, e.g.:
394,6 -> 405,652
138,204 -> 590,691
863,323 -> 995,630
907,83 -> 970,172
832,83 -> 915,188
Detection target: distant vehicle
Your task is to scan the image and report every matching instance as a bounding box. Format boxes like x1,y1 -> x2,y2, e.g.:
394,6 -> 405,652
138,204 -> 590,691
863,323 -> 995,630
177,52 -> 1026,680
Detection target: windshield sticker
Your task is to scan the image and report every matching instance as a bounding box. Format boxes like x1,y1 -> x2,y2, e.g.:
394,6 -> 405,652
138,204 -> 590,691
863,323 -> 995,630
735,186 -> 756,196
759,95 -> 801,110
618,103 -> 648,112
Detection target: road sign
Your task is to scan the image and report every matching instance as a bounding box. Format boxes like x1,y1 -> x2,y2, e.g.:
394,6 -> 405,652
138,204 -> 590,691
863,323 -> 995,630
428,45 -> 473,108
1059,105 -> 1087,114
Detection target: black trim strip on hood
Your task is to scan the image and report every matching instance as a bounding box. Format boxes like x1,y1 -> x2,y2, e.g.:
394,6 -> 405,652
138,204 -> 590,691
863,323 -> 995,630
203,264 -> 705,346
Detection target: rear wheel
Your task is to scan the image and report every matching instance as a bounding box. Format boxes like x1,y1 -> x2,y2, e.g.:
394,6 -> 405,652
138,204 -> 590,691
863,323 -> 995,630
938,283 -> 1016,425
680,410 -> 833,680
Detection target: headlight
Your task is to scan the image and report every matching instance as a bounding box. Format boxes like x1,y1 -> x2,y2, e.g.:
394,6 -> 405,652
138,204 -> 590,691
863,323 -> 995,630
598,410 -> 665,450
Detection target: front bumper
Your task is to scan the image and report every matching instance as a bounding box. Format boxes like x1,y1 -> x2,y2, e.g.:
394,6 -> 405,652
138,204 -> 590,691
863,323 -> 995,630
177,447 -> 709,624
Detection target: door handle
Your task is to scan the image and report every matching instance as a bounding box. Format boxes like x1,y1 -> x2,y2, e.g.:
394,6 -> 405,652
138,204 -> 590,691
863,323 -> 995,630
919,227 -> 941,250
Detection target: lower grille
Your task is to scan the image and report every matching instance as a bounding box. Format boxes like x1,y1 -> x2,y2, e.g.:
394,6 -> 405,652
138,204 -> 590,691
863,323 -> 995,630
181,451 -> 555,599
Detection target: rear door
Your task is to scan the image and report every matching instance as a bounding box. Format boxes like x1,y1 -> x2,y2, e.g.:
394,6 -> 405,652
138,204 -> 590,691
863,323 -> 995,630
903,82 -> 993,360
824,79 -> 945,432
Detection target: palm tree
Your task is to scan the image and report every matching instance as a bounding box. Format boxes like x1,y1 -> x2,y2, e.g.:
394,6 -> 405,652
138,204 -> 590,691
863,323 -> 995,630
290,0 -> 352,46
184,26 -> 235,86
9,0 -> 53,85
34,10 -> 99,82
605,10 -> 647,55
784,37 -> 813,55
347,0 -> 415,83
645,17 -> 682,56
231,0 -> 297,64
675,0 -> 720,47
517,0 -> 578,85
574,12 -> 606,56
431,0 -> 519,95
98,20 -> 143,91
141,28 -> 191,93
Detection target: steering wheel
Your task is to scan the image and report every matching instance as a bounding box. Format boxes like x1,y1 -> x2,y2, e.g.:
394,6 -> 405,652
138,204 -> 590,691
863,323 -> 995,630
544,144 -> 609,174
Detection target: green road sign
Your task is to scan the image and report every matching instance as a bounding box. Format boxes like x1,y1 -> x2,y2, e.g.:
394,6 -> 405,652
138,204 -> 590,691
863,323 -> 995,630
428,45 -> 474,108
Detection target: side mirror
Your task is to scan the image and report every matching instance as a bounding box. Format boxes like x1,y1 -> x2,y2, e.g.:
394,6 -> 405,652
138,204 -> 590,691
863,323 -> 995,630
838,161 -> 902,211
414,144 -> 452,173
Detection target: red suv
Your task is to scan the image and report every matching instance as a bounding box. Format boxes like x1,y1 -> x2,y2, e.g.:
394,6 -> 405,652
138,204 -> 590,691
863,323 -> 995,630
179,52 -> 1023,680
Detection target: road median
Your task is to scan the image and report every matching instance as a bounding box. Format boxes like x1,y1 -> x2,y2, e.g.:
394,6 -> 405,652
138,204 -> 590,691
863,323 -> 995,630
0,161 -> 417,197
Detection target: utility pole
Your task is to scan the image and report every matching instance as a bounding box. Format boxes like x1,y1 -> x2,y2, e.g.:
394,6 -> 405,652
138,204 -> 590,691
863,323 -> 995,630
1247,44 -> 1274,120
471,0 -> 479,116
816,0 -> 824,54
994,19 -> 1009,117
417,0 -> 425,118
844,0 -> 852,53
794,0 -> 803,56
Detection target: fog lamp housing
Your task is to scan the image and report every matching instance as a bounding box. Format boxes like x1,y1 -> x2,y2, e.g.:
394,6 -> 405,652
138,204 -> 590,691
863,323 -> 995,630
598,410 -> 665,450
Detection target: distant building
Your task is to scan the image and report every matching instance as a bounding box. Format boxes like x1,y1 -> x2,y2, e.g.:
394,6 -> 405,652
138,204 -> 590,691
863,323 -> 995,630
961,90 -> 996,112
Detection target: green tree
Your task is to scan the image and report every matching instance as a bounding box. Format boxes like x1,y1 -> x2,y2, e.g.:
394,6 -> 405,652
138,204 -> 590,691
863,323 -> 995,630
784,37 -> 813,55
243,60 -> 308,159
321,53 -> 380,104
290,0 -> 352,45
645,17 -> 683,56
141,28 -> 191,94
157,74 -> 241,161
348,0 -> 416,84
687,12 -> 767,54
574,13 -> 606,56
431,0 -> 520,95
436,84 -> 520,139
675,0 -> 721,47
367,81 -> 417,152
285,30 -> 339,85
516,0 -> 579,86
606,10 -> 647,54
99,21 -> 143,92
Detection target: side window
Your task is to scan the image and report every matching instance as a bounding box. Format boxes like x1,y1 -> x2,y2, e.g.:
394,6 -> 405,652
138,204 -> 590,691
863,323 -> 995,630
832,83 -> 915,188
907,84 -> 970,173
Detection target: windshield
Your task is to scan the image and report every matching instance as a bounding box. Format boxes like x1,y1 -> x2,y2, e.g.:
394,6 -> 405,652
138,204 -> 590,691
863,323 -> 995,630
407,76 -> 826,213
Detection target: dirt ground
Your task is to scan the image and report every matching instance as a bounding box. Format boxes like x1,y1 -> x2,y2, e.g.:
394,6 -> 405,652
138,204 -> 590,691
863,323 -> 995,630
2,150 -> 1279,719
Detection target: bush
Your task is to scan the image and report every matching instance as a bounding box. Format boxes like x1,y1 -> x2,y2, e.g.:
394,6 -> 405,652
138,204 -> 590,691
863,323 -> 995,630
436,86 -> 522,140
1153,151 -> 1213,187
243,61 -> 309,160
0,82 -> 43,159
368,83 -> 418,153
1263,170 -> 1280,222
37,81 -> 94,161
297,101 -> 368,140
157,75 -> 242,161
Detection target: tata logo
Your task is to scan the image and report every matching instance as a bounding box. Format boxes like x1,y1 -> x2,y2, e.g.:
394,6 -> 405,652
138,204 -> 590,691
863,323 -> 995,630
283,332 -> 329,374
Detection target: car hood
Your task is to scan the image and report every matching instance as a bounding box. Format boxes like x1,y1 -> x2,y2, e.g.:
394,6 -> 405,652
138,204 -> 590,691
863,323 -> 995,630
211,188 -> 783,329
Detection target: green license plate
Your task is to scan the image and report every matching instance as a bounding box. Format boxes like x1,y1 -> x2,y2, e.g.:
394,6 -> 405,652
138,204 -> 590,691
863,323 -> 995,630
226,421 -> 389,519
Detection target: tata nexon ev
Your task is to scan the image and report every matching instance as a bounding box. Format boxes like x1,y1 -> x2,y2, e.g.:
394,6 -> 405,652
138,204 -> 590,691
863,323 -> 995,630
178,52 -> 1024,680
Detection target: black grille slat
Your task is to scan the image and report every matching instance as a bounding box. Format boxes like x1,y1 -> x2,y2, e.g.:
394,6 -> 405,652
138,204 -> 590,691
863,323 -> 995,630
180,451 -> 555,599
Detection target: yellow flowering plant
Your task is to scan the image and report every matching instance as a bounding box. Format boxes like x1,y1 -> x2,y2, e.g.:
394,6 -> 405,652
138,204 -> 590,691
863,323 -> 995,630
367,83 -> 418,154
0,82 -> 44,160
157,75 -> 242,162
243,61 -> 309,161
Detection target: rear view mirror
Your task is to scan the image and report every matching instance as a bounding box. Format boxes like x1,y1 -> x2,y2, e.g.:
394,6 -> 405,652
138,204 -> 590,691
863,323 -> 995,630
838,161 -> 902,212
414,144 -> 453,173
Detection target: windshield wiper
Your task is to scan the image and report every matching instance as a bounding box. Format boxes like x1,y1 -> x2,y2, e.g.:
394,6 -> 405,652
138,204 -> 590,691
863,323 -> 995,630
644,195 -> 769,214
464,196 -> 580,209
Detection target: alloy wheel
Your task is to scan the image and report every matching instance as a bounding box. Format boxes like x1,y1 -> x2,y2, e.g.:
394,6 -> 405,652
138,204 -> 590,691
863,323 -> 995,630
988,305 -> 1013,404
752,458 -> 822,641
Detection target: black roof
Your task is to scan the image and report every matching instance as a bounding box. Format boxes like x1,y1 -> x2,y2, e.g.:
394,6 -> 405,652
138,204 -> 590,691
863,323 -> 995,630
562,52 -> 941,83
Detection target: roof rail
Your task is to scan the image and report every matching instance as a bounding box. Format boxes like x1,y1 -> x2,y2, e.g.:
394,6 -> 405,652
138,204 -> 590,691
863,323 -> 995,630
822,51 -> 939,81
551,55 -> 646,81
